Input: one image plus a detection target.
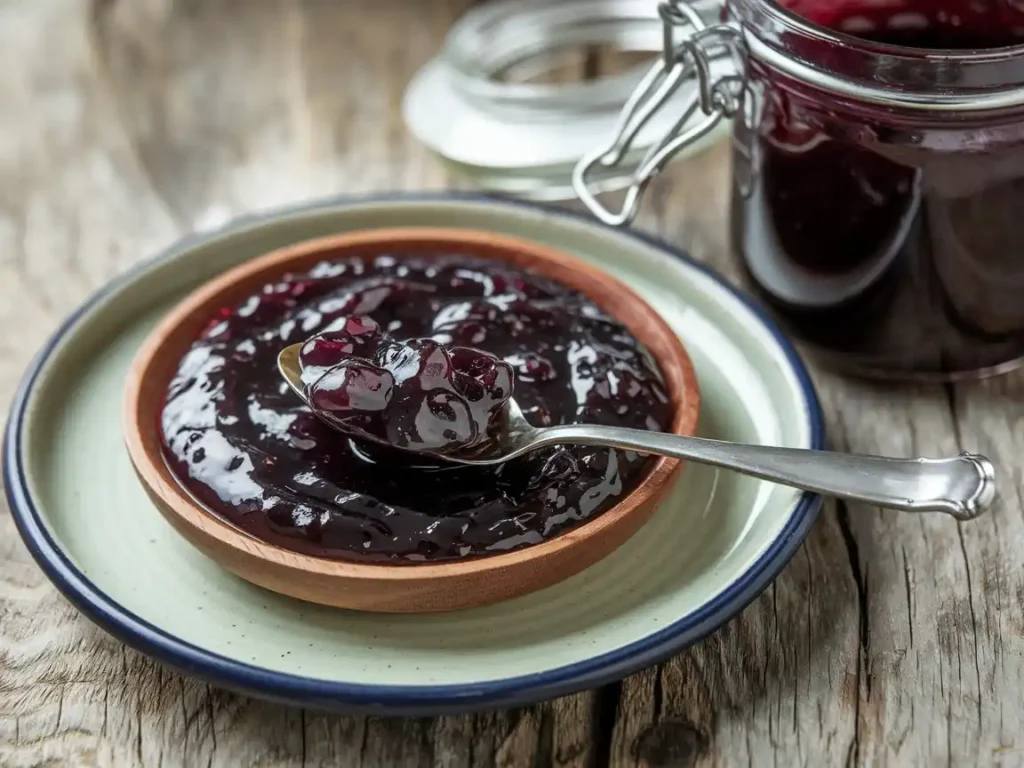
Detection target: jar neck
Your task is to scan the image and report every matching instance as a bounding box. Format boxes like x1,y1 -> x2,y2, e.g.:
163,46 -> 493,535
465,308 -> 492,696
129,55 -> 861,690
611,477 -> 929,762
728,0 -> 1024,113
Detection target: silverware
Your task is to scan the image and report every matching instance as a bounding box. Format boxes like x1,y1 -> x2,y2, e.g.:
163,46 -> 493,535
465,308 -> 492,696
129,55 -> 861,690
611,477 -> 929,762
279,344 -> 996,520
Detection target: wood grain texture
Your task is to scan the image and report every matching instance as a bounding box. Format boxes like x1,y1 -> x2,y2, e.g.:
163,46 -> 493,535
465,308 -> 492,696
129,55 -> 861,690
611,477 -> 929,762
0,0 -> 1022,766
123,227 -> 699,613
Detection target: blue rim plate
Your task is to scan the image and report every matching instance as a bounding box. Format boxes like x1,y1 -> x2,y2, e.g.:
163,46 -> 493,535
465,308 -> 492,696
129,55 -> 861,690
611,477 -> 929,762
3,193 -> 824,715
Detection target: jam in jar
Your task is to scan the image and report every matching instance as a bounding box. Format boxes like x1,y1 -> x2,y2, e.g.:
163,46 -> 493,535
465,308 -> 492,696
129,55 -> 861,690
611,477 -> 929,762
729,0 -> 1024,379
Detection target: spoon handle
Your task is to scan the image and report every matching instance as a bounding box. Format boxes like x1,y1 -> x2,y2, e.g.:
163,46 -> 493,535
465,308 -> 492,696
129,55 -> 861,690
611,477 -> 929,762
538,427 -> 996,519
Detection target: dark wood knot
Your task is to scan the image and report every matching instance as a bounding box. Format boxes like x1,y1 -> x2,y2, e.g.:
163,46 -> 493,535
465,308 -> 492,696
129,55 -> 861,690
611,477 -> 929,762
633,720 -> 709,768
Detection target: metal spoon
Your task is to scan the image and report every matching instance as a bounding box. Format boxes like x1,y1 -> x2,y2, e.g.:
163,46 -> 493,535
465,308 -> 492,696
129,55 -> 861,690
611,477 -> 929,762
279,344 -> 996,520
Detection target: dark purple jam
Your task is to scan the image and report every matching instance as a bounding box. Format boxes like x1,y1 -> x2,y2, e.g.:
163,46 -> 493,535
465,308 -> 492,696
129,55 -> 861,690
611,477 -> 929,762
298,317 -> 514,455
160,254 -> 672,563
731,0 -> 1024,378
783,1 -> 1024,49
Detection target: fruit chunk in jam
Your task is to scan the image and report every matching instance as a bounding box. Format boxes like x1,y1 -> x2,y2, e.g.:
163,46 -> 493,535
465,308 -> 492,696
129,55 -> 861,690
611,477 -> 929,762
298,316 -> 514,454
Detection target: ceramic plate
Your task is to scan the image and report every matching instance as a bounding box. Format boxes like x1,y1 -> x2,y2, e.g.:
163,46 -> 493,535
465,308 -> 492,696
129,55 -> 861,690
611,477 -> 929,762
3,195 -> 824,715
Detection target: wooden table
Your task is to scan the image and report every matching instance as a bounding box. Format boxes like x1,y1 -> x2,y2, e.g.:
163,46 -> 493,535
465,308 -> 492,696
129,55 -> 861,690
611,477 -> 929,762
1,1 -> 1022,765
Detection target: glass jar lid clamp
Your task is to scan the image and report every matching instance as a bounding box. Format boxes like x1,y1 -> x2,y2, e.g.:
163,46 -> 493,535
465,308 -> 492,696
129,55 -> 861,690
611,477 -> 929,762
572,0 -> 747,226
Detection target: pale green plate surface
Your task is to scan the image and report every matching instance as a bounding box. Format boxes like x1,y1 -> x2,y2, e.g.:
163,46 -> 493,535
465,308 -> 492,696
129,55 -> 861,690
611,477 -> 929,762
9,197 -> 821,710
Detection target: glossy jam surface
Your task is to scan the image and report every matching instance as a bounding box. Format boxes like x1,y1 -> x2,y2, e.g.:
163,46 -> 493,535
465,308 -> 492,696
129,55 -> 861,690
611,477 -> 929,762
161,254 -> 672,563
732,1 -> 1024,377
782,1 -> 1024,48
298,317 -> 514,454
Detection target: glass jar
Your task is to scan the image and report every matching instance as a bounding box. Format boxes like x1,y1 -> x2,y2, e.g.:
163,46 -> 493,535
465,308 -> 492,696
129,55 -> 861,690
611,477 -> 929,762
574,0 -> 1024,381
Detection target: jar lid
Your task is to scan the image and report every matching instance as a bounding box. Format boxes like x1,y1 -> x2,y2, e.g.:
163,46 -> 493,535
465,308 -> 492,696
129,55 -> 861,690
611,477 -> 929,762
402,0 -> 730,201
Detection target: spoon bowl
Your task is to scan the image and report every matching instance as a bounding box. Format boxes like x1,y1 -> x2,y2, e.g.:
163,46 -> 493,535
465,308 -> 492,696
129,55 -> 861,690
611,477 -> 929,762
277,342 -> 540,466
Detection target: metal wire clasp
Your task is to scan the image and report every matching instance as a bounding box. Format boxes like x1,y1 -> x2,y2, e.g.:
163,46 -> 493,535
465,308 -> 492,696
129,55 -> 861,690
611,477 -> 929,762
571,1 -> 747,227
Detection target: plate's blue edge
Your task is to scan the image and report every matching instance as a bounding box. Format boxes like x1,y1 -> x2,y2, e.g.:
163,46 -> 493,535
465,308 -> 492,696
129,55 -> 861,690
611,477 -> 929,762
2,192 -> 825,716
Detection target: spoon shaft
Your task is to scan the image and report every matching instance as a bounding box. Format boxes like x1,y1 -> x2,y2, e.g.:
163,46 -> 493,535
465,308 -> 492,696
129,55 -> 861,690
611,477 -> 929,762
535,427 -> 995,519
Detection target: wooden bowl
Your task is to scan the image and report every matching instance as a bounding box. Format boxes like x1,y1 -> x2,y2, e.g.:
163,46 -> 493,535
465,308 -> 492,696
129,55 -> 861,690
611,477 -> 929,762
124,228 -> 700,613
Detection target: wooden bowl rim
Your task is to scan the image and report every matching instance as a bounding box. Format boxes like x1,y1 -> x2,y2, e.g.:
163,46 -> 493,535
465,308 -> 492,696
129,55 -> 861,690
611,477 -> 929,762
123,227 -> 700,583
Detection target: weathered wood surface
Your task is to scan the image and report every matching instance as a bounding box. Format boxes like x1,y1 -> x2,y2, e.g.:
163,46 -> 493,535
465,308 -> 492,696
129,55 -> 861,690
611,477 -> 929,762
0,1 -> 1022,766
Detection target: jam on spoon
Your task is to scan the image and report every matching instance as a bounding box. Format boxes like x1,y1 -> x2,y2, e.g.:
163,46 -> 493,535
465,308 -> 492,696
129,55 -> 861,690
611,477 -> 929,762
297,316 -> 514,455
